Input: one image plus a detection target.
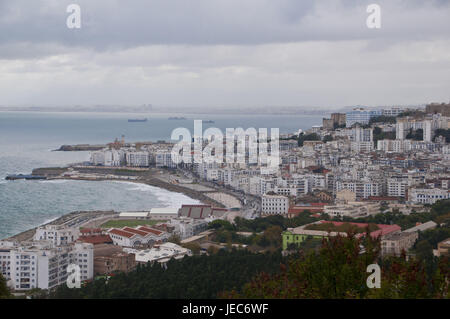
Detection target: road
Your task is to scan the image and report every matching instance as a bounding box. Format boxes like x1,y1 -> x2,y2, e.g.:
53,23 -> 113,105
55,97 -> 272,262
177,168 -> 261,220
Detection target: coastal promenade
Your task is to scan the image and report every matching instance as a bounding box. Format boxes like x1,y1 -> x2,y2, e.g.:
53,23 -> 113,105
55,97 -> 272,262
4,210 -> 117,242
2,165 -> 248,243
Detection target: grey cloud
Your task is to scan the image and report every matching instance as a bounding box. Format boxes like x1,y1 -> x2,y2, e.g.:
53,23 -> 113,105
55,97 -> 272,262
0,0 -> 449,55
0,0 -> 449,108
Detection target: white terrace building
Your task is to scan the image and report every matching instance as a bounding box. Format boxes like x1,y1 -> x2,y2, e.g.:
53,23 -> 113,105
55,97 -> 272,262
261,194 -> 289,215
408,187 -> 450,204
0,241 -> 93,291
33,225 -> 80,246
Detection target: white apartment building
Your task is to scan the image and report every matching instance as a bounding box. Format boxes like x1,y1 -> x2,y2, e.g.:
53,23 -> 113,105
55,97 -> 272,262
230,175 -> 250,193
126,151 -> 150,167
408,187 -> 450,204
351,141 -> 373,153
0,242 -> 14,282
273,186 -> 297,197
261,194 -> 289,215
423,120 -> 435,142
282,175 -> 309,195
33,225 -> 80,246
377,139 -> 412,153
218,169 -> 235,185
205,168 -> 219,181
396,122 -> 406,140
387,177 -> 408,198
169,217 -> 209,239
195,162 -> 220,179
351,127 -> 373,142
324,202 -> 380,219
383,107 -> 407,117
1,241 -> 93,291
249,176 -> 277,196
346,108 -> 381,127
90,151 -> 106,165
336,180 -> 382,199
155,151 -> 177,168
105,149 -> 125,166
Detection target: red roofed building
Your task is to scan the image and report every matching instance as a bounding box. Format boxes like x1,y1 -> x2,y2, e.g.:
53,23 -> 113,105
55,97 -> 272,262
288,203 -> 326,218
366,196 -> 401,203
80,228 -> 103,236
319,221 -> 401,239
108,226 -> 170,248
137,226 -> 163,236
178,204 -> 227,219
123,227 -> 152,237
282,220 -> 401,250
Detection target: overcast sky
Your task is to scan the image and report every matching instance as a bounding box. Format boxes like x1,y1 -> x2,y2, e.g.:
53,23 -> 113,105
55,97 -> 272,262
0,0 -> 449,109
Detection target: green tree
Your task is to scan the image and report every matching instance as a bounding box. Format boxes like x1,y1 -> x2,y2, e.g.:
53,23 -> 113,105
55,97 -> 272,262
182,242 -> 201,255
0,274 -> 11,299
297,133 -> 321,147
261,226 -> 283,247
406,128 -> 423,140
369,115 -> 396,125
434,129 -> 450,143
208,219 -> 235,231
224,232 -> 449,299
167,234 -> 181,245
51,250 -> 283,299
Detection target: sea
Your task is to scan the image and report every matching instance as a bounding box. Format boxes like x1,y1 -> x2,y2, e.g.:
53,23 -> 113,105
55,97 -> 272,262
0,111 -> 323,239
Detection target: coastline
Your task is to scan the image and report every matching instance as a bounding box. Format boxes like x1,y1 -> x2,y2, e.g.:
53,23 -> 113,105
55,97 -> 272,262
38,166 -> 228,208
2,167 -> 232,243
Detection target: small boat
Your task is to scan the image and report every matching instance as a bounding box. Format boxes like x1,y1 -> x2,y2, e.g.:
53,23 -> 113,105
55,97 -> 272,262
203,120 -> 215,124
128,118 -> 148,122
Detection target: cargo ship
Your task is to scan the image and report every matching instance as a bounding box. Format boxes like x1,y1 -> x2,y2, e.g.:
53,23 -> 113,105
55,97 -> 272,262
128,118 -> 148,122
168,117 -> 186,120
5,174 -> 47,181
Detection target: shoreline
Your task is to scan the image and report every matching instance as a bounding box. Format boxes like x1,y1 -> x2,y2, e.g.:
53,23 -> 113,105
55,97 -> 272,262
2,167 -> 233,243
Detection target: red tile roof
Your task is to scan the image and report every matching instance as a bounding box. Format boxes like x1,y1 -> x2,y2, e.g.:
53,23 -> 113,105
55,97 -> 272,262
123,227 -> 151,237
319,221 -> 401,238
109,229 -> 136,239
137,226 -> 163,236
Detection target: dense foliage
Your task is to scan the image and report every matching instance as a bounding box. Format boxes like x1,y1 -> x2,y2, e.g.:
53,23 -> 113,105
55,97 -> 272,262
406,128 -> 423,140
397,110 -> 426,118
369,115 -> 396,125
49,249 -> 283,299
434,129 -> 450,143
337,199 -> 450,229
223,234 -> 449,299
0,274 -> 11,299
296,133 -> 321,147
373,126 -> 396,144
209,214 -> 319,248
233,214 -> 319,232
